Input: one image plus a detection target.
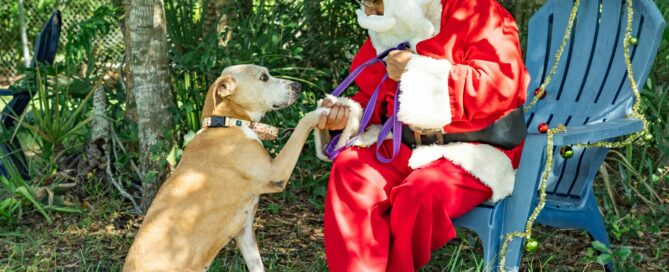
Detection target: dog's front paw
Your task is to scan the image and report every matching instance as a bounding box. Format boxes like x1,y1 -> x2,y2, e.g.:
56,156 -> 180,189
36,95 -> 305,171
303,107 -> 330,127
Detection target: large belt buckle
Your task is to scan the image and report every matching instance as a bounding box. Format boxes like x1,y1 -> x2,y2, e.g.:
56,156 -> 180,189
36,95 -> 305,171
413,127 -> 444,145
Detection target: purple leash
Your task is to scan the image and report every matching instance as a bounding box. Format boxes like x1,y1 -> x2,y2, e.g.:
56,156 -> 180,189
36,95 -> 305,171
374,83 -> 402,164
324,42 -> 409,163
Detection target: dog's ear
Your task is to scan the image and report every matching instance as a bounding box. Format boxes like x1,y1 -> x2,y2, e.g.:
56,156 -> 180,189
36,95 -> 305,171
214,75 -> 237,98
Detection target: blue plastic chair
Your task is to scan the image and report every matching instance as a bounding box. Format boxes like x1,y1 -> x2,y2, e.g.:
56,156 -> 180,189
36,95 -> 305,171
0,10 -> 61,179
453,0 -> 665,271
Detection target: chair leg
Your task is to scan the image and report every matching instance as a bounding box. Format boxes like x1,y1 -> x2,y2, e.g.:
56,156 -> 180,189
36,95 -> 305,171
455,206 -> 505,272
586,231 -> 614,272
582,194 -> 614,272
537,190 -> 614,272
499,208 -> 527,272
476,226 -> 501,272
497,237 -> 523,272
466,224 -> 507,272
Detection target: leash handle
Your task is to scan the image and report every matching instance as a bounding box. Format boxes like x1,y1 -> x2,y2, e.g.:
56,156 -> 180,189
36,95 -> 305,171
374,42 -> 408,163
324,42 -> 409,162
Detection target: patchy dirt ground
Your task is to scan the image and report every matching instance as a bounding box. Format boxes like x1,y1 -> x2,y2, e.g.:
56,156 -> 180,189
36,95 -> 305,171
1,182 -> 668,272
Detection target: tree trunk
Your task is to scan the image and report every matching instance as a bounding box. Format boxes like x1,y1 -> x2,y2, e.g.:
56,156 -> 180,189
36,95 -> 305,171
124,0 -> 176,212
304,0 -> 321,36
202,0 -> 229,32
199,0 -> 252,46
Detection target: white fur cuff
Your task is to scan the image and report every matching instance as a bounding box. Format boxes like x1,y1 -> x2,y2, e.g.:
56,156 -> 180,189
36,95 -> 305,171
313,95 -> 363,162
313,127 -> 333,161
398,54 -> 453,130
409,143 -> 517,203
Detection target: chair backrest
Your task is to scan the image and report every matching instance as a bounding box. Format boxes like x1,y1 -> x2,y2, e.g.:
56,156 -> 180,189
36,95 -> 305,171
0,10 -> 61,180
523,0 -> 665,200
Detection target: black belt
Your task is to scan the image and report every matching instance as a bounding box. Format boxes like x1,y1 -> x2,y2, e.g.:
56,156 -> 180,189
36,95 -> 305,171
400,108 -> 527,150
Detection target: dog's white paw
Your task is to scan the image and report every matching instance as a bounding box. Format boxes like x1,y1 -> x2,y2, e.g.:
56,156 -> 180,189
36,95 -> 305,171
320,95 -> 338,106
303,107 -> 330,127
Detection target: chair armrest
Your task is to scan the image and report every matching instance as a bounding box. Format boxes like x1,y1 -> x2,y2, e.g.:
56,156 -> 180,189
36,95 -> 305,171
0,89 -> 12,96
553,119 -> 644,146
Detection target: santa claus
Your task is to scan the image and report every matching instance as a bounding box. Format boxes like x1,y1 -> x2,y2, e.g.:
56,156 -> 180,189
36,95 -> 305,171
313,0 -> 529,271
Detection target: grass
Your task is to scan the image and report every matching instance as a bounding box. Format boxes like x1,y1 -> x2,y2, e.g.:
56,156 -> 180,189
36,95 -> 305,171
1,170 -> 667,271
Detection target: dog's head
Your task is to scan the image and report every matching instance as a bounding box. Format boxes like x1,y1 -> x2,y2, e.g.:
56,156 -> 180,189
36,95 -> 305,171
203,65 -> 301,122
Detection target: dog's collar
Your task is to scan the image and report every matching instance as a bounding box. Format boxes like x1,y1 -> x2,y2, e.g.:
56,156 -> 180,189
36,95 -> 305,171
202,116 -> 279,141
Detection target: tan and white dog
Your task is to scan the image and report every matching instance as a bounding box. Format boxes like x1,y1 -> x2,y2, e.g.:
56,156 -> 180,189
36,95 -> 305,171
123,65 -> 328,272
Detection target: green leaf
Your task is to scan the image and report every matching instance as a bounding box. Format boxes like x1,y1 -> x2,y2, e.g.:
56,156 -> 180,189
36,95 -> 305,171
166,145 -> 178,168
268,202 -> 280,214
614,247 -> 632,259
596,254 -> 613,266
592,241 -> 611,254
312,185 -> 326,198
47,206 -> 83,214
15,186 -> 51,223
182,130 -> 197,148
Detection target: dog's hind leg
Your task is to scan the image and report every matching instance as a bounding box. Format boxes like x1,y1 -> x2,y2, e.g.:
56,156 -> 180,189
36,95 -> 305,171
236,197 -> 264,272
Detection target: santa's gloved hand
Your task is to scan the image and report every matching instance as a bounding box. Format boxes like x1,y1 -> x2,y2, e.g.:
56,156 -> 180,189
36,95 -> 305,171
387,50 -> 413,81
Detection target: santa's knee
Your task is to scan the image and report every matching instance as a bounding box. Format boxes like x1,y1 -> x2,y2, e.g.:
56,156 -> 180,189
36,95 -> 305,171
330,147 -> 366,177
394,175 -> 453,205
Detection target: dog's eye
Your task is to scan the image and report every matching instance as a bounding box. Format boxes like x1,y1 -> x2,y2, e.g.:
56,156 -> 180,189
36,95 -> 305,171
260,73 -> 269,82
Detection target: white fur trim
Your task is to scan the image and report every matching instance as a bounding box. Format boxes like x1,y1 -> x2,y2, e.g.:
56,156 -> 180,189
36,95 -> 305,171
398,54 -> 453,129
357,0 -> 442,52
352,125 -> 392,147
313,128 -> 332,162
313,95 -> 363,162
409,143 -> 517,203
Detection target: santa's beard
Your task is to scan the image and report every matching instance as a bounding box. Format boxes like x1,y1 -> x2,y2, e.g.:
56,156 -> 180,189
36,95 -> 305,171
356,9 -> 397,33
356,9 -> 409,52
356,1 -> 440,53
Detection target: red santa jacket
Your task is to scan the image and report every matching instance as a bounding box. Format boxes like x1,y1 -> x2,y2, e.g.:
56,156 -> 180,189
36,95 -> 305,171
315,0 -> 530,202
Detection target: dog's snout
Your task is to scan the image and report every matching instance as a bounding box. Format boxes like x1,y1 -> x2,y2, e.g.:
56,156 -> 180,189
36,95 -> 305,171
290,82 -> 302,92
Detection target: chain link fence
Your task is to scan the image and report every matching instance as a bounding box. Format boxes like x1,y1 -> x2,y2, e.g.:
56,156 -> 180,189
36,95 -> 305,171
0,1 -> 124,88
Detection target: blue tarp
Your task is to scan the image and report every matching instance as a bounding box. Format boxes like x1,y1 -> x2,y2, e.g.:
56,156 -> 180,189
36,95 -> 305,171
0,10 -> 62,179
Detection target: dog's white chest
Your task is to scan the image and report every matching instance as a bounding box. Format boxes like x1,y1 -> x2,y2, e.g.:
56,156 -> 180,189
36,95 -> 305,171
241,127 -> 261,143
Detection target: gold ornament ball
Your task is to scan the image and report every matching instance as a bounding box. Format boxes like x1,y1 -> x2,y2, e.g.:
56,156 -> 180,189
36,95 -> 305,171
525,238 -> 540,252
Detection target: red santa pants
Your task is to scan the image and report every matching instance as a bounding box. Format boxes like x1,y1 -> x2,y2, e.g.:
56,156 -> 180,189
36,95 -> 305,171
324,141 -> 493,272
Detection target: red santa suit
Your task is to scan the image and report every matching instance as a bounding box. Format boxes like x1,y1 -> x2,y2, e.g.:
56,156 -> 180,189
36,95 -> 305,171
313,0 -> 530,271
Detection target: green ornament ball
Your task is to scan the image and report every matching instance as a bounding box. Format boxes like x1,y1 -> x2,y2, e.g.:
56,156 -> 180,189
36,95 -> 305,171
629,36 -> 639,45
560,146 -> 574,159
643,133 -> 654,143
525,238 -> 540,252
